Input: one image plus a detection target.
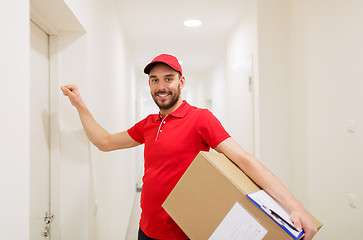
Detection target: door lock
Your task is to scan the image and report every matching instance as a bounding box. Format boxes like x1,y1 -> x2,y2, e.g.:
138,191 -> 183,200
41,212 -> 54,237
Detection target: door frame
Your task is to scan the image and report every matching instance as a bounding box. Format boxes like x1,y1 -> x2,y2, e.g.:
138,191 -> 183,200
30,1 -> 86,238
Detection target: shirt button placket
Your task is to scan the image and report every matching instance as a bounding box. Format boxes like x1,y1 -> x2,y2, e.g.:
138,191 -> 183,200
155,116 -> 167,141
160,121 -> 166,133
161,121 -> 166,132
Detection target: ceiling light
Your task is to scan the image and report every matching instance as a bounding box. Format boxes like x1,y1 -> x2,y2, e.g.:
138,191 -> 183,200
183,19 -> 202,27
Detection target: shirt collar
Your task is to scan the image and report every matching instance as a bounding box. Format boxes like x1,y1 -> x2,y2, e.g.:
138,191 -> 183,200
158,100 -> 193,120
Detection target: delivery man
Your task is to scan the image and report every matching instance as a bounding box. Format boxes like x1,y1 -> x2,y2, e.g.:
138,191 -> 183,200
61,54 -> 318,240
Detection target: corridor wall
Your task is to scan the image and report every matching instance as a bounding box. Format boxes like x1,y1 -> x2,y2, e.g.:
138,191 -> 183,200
206,1 -> 363,238
289,0 -> 363,239
0,1 -> 30,239
64,0 -> 137,239
223,0 -> 363,239
0,0 -> 136,239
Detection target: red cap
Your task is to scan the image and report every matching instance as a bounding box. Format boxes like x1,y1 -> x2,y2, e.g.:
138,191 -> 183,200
144,54 -> 183,75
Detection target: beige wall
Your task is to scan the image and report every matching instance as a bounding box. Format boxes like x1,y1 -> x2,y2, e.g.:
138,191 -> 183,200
289,0 -> 363,238
207,0 -> 363,239
222,0 -> 291,185
257,0 -> 290,185
204,1 -> 291,184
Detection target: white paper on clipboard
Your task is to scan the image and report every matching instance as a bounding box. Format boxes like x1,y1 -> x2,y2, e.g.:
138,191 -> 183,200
209,202 -> 267,240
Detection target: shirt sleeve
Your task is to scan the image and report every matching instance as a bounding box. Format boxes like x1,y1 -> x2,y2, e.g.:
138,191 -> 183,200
197,109 -> 231,149
127,118 -> 146,144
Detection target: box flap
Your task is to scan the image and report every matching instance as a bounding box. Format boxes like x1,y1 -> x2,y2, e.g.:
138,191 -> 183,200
201,151 -> 261,194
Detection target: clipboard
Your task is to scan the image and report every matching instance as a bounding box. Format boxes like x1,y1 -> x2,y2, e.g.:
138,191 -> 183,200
247,190 -> 305,240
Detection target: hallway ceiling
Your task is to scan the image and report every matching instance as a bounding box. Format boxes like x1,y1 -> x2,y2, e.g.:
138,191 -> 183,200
119,0 -> 254,77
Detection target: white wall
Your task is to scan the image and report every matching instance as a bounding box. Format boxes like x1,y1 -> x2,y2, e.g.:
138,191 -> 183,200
55,32 -> 88,240
221,0 -> 290,190
64,0 -> 137,239
257,0 -> 290,186
200,2 -> 260,162
0,1 -> 30,239
0,0 -> 136,239
206,59 -> 228,125
190,73 -> 209,108
3,0 -> 362,239
289,0 -> 363,239
225,1 -> 260,157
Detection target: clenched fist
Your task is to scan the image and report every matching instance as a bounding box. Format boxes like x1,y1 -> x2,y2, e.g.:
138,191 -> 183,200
60,85 -> 85,109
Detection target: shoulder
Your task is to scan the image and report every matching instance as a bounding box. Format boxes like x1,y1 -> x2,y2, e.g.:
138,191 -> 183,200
133,113 -> 159,128
144,113 -> 159,120
186,107 -> 222,128
190,107 -> 215,119
138,113 -> 159,122
189,107 -> 225,129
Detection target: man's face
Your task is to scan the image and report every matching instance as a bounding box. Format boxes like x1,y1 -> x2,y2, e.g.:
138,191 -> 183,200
148,64 -> 185,111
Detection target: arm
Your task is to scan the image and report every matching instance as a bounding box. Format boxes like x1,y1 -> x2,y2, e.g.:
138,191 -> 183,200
60,85 -> 140,151
215,137 -> 318,239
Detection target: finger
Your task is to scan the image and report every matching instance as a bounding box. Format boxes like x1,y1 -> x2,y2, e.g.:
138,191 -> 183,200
60,86 -> 67,95
303,232 -> 313,240
303,229 -> 314,240
302,225 -> 317,240
61,85 -> 77,96
60,86 -> 71,96
66,85 -> 77,92
290,214 -> 302,232
295,222 -> 302,232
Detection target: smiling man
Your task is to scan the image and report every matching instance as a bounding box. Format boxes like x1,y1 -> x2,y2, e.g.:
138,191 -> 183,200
147,58 -> 185,114
61,54 -> 317,240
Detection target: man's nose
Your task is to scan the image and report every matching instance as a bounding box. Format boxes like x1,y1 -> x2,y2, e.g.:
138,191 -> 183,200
157,82 -> 168,91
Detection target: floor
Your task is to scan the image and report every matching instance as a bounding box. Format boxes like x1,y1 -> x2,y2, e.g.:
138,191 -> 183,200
126,191 -> 141,240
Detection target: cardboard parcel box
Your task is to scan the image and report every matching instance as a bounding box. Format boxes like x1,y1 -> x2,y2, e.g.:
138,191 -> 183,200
162,151 -> 322,240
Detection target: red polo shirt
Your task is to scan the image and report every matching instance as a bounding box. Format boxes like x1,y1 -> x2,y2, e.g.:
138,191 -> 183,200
127,101 -> 230,239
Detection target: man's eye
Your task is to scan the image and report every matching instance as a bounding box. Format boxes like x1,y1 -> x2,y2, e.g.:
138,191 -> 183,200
151,79 -> 158,83
166,78 -> 172,82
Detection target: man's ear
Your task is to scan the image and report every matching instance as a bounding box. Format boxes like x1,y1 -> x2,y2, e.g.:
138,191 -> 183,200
180,76 -> 186,89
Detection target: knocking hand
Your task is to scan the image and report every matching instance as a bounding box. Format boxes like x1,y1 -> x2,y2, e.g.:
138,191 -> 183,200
60,85 -> 85,109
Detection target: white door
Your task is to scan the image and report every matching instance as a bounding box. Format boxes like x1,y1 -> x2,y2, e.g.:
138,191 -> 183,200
228,56 -> 255,154
30,21 -> 53,239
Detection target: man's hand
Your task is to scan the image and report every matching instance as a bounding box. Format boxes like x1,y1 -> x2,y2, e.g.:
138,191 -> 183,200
290,206 -> 318,240
60,85 -> 85,109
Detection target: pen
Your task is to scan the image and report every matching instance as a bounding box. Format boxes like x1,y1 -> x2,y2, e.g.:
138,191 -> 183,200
261,205 -> 300,232
269,209 -> 299,232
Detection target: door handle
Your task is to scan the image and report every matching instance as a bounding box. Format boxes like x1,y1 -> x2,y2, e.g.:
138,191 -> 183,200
41,212 -> 54,237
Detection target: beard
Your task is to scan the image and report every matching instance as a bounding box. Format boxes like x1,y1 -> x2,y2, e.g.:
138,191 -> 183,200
151,84 -> 181,110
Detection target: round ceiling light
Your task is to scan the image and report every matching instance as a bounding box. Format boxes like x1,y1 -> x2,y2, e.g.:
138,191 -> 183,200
183,19 -> 202,27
